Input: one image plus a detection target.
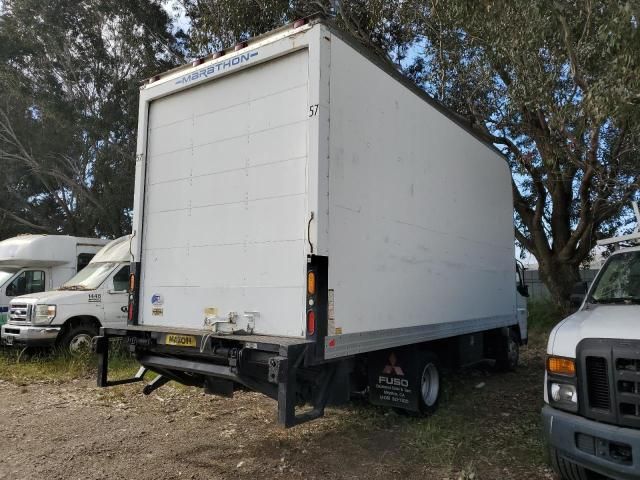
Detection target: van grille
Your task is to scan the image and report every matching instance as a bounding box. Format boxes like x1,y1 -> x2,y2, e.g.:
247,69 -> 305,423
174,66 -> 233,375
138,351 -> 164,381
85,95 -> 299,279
579,339 -> 640,428
9,304 -> 31,323
586,356 -> 610,410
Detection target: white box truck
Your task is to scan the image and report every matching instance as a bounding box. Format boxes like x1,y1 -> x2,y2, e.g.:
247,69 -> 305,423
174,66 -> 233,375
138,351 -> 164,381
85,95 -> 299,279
543,203 -> 640,480
96,17 -> 529,426
2,235 -> 131,353
0,235 -> 108,329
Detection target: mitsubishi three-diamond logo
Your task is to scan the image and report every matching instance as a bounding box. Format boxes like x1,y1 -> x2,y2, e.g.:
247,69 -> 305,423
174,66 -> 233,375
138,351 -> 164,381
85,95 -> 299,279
382,352 -> 404,376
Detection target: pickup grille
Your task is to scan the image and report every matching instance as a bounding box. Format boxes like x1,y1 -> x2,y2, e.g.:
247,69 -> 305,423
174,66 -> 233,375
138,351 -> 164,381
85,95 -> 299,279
579,339 -> 640,428
586,356 -> 611,410
9,304 -> 31,323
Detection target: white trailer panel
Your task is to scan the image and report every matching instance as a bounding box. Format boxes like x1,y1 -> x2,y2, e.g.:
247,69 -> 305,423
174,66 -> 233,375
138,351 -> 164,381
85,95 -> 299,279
323,33 -> 516,357
139,49 -> 311,337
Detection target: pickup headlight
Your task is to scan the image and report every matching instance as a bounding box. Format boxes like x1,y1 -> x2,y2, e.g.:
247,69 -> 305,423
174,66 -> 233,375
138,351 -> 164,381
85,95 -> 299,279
546,355 -> 578,412
33,304 -> 56,325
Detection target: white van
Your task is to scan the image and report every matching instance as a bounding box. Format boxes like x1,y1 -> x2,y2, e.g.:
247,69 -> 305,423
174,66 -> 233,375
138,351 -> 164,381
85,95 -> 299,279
0,235 -> 108,327
2,235 -> 131,352
543,203 -> 640,480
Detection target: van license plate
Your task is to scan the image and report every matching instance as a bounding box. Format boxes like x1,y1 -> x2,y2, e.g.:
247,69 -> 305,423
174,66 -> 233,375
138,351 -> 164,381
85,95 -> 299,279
165,334 -> 196,348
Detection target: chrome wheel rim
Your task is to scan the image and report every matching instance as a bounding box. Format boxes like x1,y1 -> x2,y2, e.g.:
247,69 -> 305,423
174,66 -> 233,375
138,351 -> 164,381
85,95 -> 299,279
69,333 -> 92,355
420,363 -> 440,407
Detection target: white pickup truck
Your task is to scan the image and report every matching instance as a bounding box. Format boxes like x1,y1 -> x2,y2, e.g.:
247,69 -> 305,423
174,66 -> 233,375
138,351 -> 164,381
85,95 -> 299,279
544,203 -> 640,480
2,236 -> 131,353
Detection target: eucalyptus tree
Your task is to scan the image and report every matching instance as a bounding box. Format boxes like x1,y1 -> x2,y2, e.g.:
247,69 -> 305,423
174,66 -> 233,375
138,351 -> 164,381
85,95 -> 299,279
0,0 -> 182,239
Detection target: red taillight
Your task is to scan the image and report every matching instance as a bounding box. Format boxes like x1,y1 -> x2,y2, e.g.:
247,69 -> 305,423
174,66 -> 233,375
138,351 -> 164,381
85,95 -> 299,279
212,50 -> 225,59
307,310 -> 316,336
234,41 -> 248,51
128,273 -> 135,292
128,302 -> 134,322
192,58 -> 205,67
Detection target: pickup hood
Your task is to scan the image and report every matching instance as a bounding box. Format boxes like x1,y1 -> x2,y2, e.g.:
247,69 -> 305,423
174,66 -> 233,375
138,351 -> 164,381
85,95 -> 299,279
549,304 -> 640,357
10,289 -> 100,306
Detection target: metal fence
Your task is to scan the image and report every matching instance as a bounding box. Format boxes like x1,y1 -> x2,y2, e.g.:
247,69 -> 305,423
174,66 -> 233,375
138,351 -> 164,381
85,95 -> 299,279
523,268 -> 600,300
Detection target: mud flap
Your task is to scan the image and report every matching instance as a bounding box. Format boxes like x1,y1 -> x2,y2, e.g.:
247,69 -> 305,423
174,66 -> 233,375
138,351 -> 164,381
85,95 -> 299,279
368,347 -> 420,412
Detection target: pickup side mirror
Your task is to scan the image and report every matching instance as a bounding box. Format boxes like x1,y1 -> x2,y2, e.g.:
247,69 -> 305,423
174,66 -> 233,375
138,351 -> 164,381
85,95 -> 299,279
569,281 -> 588,308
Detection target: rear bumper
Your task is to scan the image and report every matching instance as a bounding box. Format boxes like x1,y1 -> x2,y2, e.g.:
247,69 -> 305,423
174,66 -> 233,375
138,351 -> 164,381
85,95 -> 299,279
1,323 -> 61,347
543,405 -> 640,479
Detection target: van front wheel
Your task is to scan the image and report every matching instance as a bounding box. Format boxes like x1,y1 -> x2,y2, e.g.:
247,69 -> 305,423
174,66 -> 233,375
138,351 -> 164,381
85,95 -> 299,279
59,323 -> 98,355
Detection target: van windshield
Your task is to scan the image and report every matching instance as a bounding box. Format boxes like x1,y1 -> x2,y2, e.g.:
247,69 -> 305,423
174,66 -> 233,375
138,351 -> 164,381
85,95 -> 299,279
0,268 -> 18,288
590,251 -> 640,304
59,262 -> 119,291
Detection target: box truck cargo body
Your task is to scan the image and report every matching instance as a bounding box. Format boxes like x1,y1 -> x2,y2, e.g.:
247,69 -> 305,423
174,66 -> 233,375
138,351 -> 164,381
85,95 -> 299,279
97,18 -> 528,426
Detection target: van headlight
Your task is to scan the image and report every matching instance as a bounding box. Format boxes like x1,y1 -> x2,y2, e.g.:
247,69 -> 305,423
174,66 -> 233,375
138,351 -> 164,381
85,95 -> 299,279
34,304 -> 56,324
547,355 -> 578,412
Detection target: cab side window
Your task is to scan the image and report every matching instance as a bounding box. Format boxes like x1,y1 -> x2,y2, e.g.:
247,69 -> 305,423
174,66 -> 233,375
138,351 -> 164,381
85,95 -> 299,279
77,253 -> 94,272
6,270 -> 46,297
112,266 -> 130,292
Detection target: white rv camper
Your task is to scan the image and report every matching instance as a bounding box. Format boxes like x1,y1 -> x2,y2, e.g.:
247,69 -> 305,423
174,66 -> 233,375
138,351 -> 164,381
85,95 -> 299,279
0,235 -> 107,328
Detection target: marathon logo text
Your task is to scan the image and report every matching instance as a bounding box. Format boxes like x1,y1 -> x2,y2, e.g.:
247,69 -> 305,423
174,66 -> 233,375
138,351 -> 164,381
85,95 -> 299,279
175,51 -> 259,85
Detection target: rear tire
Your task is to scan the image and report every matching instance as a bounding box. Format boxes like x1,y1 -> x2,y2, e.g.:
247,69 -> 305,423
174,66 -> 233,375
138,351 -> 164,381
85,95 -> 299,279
549,447 -> 597,480
417,352 -> 441,415
495,328 -> 519,371
59,322 -> 98,356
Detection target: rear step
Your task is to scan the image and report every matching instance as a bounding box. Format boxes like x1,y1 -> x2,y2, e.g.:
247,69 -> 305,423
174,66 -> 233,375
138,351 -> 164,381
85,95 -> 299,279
95,328 -> 336,427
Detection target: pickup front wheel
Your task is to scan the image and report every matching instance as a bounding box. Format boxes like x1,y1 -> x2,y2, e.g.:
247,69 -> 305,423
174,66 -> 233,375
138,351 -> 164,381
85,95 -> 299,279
59,322 -> 99,355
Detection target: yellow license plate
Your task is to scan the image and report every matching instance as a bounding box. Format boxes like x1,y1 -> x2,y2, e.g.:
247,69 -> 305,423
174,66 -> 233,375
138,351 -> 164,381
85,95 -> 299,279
165,334 -> 197,348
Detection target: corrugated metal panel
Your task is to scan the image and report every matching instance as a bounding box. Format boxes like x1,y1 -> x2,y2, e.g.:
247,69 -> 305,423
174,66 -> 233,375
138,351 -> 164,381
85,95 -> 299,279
140,50 -> 310,337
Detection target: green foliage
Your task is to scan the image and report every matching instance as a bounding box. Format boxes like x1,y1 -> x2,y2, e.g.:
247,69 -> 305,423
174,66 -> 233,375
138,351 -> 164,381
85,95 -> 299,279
0,343 -> 138,383
0,0 -> 183,239
403,1 -> 640,303
527,299 -> 567,333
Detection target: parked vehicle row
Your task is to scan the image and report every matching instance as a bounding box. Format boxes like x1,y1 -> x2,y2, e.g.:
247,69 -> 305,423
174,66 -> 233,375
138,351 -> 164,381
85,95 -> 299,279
1,235 -> 130,353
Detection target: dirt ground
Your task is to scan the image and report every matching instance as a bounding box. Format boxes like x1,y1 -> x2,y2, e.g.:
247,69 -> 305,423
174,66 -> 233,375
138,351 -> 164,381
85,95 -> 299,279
0,338 -> 555,480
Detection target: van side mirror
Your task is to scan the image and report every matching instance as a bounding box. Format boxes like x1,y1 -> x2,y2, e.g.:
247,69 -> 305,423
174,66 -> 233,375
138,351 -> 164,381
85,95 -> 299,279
516,284 -> 529,298
569,281 -> 588,308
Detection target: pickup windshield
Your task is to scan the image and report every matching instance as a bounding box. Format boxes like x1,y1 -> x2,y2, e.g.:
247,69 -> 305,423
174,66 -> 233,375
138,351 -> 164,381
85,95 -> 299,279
60,262 -> 119,291
0,268 -> 18,288
590,251 -> 640,304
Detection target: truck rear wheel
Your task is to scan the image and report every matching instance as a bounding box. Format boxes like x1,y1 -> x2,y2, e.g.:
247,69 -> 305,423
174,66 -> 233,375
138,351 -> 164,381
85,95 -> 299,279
418,352 -> 441,415
59,323 -> 98,356
549,447 -> 599,480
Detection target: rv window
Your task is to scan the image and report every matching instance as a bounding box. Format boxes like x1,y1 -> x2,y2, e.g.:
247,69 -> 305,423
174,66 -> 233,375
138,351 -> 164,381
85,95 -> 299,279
112,266 -> 130,292
6,270 -> 46,297
77,253 -> 94,272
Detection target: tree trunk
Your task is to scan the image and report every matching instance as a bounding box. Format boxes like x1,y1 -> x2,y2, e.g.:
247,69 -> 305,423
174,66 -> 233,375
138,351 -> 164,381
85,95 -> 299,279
538,259 -> 581,307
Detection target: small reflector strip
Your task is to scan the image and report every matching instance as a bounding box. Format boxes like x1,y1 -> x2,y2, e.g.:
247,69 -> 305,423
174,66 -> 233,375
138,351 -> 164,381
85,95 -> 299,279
307,310 -> 316,336
307,271 -> 316,295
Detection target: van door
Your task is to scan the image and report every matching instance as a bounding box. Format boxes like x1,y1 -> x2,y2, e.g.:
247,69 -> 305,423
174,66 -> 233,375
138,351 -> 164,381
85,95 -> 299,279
102,265 -> 130,328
